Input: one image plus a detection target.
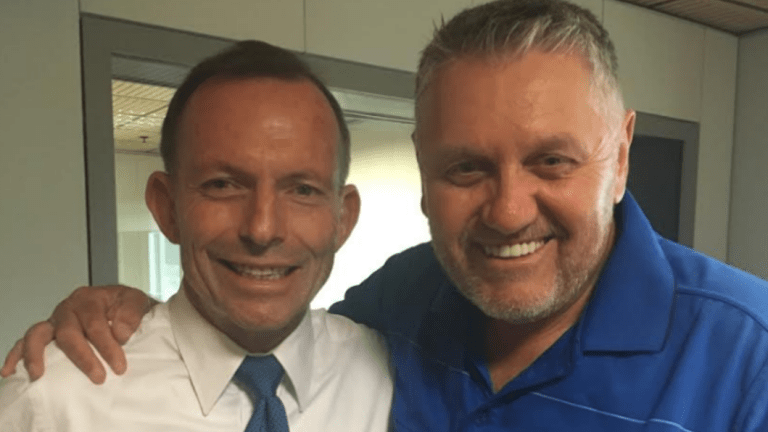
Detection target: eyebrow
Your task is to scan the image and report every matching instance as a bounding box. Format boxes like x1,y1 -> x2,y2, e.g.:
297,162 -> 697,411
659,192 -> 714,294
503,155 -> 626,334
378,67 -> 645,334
433,134 -> 587,158
195,162 -> 331,186
197,162 -> 253,180
279,172 -> 331,187
529,134 -> 589,159
429,145 -> 488,166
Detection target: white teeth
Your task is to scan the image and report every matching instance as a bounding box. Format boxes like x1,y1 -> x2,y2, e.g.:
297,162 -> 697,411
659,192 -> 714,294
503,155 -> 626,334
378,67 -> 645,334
484,240 -> 545,258
230,264 -> 290,280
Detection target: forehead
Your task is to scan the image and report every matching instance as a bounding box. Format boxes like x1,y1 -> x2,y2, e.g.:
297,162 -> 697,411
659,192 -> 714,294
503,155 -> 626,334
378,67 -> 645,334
416,51 -> 608,149
177,77 -> 340,163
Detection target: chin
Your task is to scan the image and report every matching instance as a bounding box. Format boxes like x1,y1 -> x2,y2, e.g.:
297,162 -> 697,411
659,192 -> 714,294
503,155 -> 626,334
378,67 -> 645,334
458,282 -> 558,323
234,304 -> 302,330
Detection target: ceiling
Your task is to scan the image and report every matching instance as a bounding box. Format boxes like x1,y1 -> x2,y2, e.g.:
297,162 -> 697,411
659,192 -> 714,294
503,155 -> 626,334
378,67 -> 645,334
113,79 -> 173,154
618,0 -> 768,34
112,79 -> 414,154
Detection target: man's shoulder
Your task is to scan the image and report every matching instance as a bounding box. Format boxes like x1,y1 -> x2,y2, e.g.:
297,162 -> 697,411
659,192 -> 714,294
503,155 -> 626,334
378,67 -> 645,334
308,308 -> 391,388
661,238 -> 768,328
311,309 -> 387,352
366,242 -> 444,287
330,242 -> 448,324
647,240 -> 768,430
0,301 -> 177,404
0,301 -> 191,431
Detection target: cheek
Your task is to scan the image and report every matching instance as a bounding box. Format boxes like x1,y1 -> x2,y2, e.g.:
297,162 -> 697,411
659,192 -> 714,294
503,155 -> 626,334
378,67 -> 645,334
182,200 -> 242,243
425,184 -> 481,237
288,206 -> 339,252
551,177 -> 613,234
434,182 -> 486,213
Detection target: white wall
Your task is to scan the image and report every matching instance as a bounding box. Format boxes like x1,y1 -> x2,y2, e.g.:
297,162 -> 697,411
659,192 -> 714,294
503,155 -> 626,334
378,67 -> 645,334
118,231 -> 152,294
696,29 -> 738,261
114,153 -> 164,293
604,1 -> 704,122
0,0 -> 88,355
728,30 -> 768,279
80,0 -> 305,51
306,0 -> 473,72
115,153 -> 163,233
603,0 -> 738,260
316,126 -> 431,308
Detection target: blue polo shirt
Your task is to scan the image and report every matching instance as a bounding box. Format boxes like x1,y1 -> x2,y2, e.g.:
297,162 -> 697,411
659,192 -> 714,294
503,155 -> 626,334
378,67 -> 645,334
330,194 -> 768,431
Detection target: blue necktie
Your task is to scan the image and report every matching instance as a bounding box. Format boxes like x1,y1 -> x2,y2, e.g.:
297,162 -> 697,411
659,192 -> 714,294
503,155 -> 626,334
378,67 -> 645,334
235,355 -> 290,432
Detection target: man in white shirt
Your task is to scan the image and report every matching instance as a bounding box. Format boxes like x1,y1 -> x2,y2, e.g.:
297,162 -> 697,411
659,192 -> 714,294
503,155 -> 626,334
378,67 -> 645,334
0,40 -> 392,432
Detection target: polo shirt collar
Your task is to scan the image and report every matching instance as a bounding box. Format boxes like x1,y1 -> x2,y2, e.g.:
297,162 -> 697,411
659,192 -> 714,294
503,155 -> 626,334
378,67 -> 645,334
579,193 -> 675,353
168,289 -> 314,415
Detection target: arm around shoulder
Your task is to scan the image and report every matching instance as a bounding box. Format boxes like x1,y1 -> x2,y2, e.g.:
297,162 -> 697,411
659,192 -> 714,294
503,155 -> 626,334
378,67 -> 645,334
328,242 -> 440,330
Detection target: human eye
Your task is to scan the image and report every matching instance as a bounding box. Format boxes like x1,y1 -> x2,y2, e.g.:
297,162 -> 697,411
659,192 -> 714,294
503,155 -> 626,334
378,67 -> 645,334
200,178 -> 241,198
531,154 -> 576,178
445,160 -> 486,186
294,183 -> 320,196
203,179 -> 231,189
288,181 -> 329,206
542,155 -> 567,166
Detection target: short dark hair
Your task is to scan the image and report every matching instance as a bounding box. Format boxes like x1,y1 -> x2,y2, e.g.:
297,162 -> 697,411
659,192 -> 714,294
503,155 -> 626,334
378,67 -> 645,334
160,40 -> 351,185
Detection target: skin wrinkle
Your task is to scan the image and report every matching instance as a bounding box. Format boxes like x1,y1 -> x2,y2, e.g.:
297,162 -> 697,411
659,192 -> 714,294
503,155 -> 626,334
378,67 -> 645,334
416,51 -> 633,327
146,77 -> 360,354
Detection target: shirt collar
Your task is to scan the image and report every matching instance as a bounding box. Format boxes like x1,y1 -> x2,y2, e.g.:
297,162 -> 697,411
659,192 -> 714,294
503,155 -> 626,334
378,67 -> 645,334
579,193 -> 675,353
270,305 -> 313,412
168,289 -> 315,415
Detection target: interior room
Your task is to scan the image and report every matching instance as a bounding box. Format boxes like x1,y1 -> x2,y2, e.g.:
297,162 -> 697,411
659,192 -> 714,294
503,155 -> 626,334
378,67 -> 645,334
1,0 -> 767,356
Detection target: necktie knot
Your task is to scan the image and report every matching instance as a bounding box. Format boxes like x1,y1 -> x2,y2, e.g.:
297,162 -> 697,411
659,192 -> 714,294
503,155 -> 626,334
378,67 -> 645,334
236,355 -> 284,397
235,355 -> 289,432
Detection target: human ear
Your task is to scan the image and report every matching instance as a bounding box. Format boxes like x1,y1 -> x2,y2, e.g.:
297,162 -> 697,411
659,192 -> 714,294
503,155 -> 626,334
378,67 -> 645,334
145,171 -> 181,244
334,184 -> 361,250
614,109 -> 636,204
411,132 -> 430,218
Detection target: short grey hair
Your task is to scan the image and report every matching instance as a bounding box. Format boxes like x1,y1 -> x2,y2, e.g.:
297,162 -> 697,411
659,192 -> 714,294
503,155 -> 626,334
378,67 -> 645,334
416,0 -> 624,120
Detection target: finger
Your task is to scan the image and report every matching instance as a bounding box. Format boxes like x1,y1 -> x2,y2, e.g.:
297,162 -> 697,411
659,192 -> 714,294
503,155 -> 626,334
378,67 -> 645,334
79,302 -> 127,376
0,339 -> 24,377
109,287 -> 157,345
53,299 -> 107,384
21,321 -> 54,381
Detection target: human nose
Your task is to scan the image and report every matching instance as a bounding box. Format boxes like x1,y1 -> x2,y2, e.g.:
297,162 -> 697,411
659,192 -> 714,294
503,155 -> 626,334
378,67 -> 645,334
480,169 -> 538,234
239,187 -> 284,252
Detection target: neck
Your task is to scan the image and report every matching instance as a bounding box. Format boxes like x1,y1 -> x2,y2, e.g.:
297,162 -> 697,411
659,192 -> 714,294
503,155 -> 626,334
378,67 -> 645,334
183,284 -> 304,354
483,279 -> 596,393
484,209 -> 619,392
226,314 -> 303,354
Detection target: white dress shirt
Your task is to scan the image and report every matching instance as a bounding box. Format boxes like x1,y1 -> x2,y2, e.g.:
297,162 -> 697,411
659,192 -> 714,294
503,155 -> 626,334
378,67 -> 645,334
0,289 -> 393,431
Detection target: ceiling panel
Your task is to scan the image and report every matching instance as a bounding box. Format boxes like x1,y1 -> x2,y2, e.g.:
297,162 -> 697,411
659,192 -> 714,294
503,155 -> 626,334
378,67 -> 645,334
619,0 -> 768,34
112,80 -> 171,153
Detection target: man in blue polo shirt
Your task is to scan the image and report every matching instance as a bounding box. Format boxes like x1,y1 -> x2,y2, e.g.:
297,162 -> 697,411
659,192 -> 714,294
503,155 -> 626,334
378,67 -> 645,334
326,2 -> 768,430
5,0 -> 768,430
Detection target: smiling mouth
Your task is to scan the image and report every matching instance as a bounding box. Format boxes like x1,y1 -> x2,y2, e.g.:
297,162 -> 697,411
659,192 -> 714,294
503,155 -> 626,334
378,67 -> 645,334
482,239 -> 549,258
220,260 -> 298,280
